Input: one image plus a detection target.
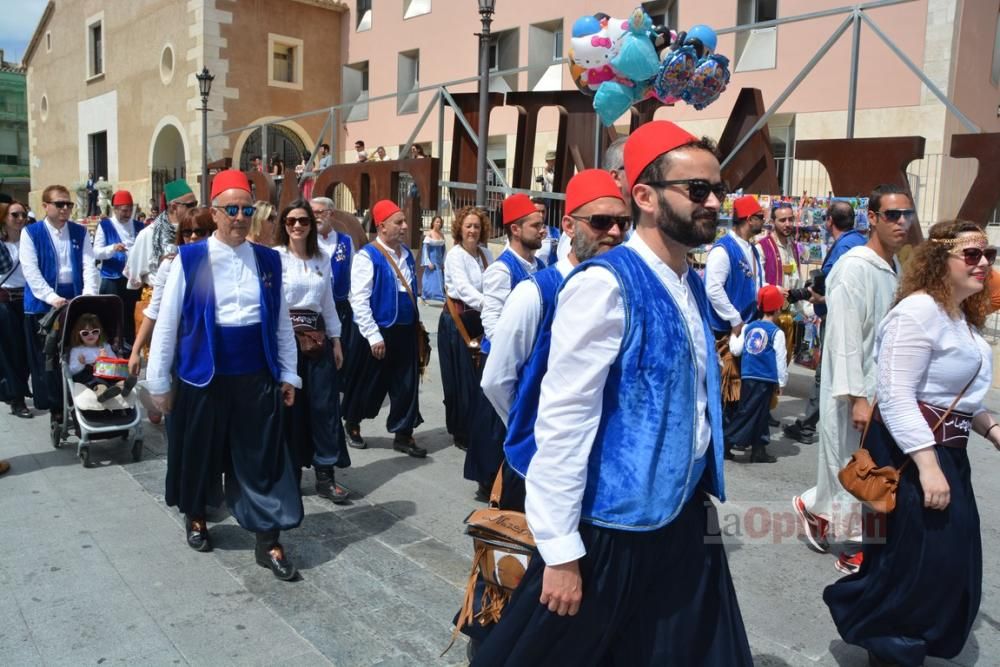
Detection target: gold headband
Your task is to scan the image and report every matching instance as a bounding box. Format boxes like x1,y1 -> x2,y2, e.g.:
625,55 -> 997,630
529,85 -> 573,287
929,232 -> 988,249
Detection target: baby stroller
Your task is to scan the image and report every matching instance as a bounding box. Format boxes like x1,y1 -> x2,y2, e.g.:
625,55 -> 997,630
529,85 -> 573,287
47,294 -> 144,467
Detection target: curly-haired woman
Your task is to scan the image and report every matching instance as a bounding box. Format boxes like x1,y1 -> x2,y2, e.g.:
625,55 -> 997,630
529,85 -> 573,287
824,220 -> 999,667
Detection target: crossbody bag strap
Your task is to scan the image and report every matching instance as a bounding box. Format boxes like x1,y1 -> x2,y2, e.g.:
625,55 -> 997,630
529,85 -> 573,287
371,241 -> 419,316
445,297 -> 477,348
0,260 -> 18,286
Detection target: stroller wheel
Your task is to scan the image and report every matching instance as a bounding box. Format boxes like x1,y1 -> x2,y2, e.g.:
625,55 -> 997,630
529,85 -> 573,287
80,446 -> 91,468
131,439 -> 143,462
50,423 -> 62,449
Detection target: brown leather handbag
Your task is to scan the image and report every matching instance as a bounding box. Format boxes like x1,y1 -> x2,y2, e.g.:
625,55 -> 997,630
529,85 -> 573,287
446,470 -> 535,654
289,310 -> 326,360
838,360 -> 981,513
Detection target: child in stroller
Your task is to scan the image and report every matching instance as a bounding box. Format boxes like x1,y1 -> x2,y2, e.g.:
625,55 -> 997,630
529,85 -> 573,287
67,312 -> 136,403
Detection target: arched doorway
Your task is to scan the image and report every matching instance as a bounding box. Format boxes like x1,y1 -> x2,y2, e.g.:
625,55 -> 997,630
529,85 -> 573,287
238,125 -> 307,173
151,123 -> 186,206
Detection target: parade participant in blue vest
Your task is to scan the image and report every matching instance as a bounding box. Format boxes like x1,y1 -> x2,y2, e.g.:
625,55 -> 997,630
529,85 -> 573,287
462,194 -> 547,498
341,199 -> 426,458
145,169 -> 304,581
311,196 -> 354,332
726,285 -> 788,464
94,190 -> 144,345
473,121 -> 752,666
20,184 -> 99,415
706,194 -> 767,459
439,206 -> 493,453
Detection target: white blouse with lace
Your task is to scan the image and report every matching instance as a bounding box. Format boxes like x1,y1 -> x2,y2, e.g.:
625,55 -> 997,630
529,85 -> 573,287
275,246 -> 341,339
875,293 -> 992,453
443,244 -> 493,310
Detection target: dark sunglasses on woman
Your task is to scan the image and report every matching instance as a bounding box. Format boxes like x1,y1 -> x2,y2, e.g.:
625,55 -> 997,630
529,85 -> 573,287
569,214 -> 631,233
953,247 -> 997,266
181,227 -> 210,238
284,216 -> 312,228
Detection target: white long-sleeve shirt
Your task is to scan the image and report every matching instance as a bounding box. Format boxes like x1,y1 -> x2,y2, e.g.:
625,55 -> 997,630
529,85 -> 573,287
443,244 -> 493,310
480,244 -> 543,341
124,224 -> 157,289
275,246 -> 341,339
2,240 -> 25,288
20,219 -> 99,305
145,236 -> 300,395
526,233 -> 711,566
142,257 -> 174,320
349,238 -> 415,347
729,324 -> 788,387
705,229 -> 763,327
876,293 -> 992,453
93,216 -> 139,261
481,258 -> 573,424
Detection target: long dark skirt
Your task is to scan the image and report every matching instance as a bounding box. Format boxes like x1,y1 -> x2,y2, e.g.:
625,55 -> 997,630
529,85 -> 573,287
23,313 -> 56,411
438,309 -> 482,443
464,373 -> 506,486
0,298 -> 30,403
335,299 -> 355,370
99,276 -> 140,345
340,323 -> 423,434
824,420 -> 981,667
725,378 -> 776,448
285,339 -> 350,470
473,492 -> 753,666
166,371 -> 303,532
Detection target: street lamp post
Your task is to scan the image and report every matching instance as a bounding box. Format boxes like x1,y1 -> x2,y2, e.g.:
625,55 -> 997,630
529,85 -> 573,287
196,67 -> 215,205
475,0 -> 496,208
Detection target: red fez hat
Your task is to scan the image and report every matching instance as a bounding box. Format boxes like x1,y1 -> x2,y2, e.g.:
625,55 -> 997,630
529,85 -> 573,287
623,120 -> 698,189
502,194 -> 537,225
565,169 -> 625,214
733,195 -> 762,220
372,200 -> 402,225
758,285 -> 785,313
111,190 -> 133,207
210,169 -> 251,200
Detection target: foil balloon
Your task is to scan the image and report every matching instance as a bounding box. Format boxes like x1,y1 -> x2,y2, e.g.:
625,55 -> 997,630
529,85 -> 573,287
682,54 -> 731,110
610,9 -> 659,82
653,45 -> 697,101
594,80 -> 638,127
569,15 -> 618,91
567,48 -> 593,96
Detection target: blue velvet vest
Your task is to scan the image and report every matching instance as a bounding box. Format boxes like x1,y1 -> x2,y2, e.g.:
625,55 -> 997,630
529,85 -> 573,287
362,243 -> 417,328
23,221 -> 87,315
576,245 -> 727,530
707,233 -> 761,333
481,249 -> 545,355
330,231 -> 353,302
740,320 -> 780,383
97,218 -> 144,280
175,241 -> 283,386
504,265 -> 565,476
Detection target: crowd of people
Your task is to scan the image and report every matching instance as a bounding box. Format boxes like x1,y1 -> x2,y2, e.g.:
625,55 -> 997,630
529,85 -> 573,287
0,117 -> 996,666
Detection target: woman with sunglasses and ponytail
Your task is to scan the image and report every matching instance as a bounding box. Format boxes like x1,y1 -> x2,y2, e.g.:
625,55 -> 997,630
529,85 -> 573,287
274,199 -> 350,504
825,221 -> 998,667
0,200 -> 32,419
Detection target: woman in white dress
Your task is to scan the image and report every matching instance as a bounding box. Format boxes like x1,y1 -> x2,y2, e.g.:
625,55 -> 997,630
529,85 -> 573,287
825,220 -> 1000,667
275,199 -> 349,504
439,206 -> 493,454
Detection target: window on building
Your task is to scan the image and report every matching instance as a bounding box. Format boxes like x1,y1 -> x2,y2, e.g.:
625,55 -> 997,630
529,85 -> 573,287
768,114 -> 795,195
397,50 -> 420,114
87,20 -> 103,78
343,60 -> 370,122
404,0 -> 431,20
992,9 -> 1000,86
89,131 -> 108,180
357,0 -> 372,31
642,0 -> 678,30
488,29 -> 519,92
735,0 -> 778,72
529,20 -> 563,91
268,34 -> 304,89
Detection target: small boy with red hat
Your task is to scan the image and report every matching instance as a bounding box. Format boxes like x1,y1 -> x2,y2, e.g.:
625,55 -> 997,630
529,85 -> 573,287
726,285 -> 789,463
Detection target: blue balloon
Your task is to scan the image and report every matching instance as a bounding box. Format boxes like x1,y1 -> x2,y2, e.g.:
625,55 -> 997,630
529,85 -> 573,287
593,81 -> 635,127
686,24 -> 717,53
573,15 -> 601,38
612,33 -> 660,82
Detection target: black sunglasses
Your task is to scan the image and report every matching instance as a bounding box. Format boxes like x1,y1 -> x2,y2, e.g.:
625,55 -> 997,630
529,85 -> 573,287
570,214 -> 631,233
878,209 -> 915,223
181,227 -> 210,238
645,179 -> 727,204
9,211 -> 26,219
284,216 -> 312,227
176,200 -> 199,209
49,200 -> 74,209
953,247 -> 997,267
214,204 -> 256,218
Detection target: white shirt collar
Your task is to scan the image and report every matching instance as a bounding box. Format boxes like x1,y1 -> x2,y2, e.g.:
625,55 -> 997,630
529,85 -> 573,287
375,236 -> 408,259
626,232 -> 688,286
728,229 -> 751,248
503,241 -> 537,269
44,218 -> 67,235
556,257 -> 575,278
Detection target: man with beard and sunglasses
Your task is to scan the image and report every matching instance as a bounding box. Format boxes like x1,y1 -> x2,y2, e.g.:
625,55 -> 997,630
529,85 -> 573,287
792,184 -> 908,576
472,121 -> 751,666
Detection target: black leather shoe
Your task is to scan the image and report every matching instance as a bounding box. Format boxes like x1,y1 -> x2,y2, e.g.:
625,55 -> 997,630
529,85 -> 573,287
749,446 -> 777,463
867,651 -> 901,667
783,423 -> 818,445
393,435 -> 427,458
768,415 -> 780,427
10,401 -> 32,418
185,516 -> 212,552
255,542 -> 298,581
453,437 -> 468,451
315,467 -> 350,504
345,422 -> 366,449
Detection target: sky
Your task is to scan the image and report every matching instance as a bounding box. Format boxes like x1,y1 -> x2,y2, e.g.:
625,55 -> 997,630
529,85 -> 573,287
0,0 -> 49,64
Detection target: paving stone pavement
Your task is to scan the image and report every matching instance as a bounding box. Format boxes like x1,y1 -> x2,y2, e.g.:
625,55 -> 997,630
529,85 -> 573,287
1,301 -> 997,665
